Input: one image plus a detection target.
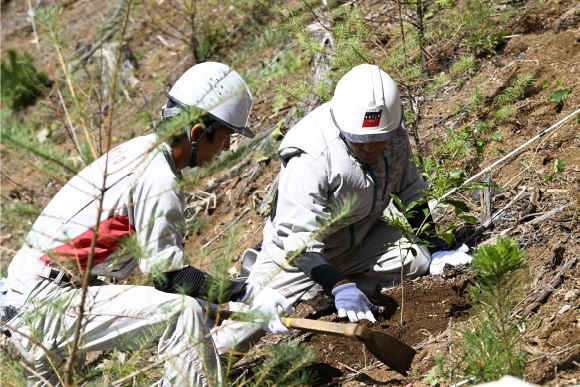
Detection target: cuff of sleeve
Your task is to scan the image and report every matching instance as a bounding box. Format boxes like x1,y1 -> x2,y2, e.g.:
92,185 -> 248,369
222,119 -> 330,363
407,200 -> 432,231
426,236 -> 449,254
294,252 -> 345,293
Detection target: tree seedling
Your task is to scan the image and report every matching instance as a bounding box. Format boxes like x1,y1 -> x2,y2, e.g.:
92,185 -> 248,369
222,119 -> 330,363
549,87 -> 572,112
459,238 -> 527,383
545,158 -> 565,182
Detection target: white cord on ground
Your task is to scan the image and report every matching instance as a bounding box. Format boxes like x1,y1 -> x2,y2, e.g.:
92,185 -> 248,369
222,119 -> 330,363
440,108 -> 580,201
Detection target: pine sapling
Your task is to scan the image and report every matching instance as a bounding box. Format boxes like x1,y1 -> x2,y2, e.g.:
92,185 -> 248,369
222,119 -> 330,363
459,238 -> 527,383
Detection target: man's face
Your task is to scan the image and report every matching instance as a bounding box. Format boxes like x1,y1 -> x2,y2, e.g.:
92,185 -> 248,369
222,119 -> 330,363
195,126 -> 231,166
345,139 -> 389,164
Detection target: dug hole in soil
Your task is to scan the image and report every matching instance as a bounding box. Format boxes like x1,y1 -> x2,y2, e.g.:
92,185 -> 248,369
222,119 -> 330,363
234,267 -> 472,386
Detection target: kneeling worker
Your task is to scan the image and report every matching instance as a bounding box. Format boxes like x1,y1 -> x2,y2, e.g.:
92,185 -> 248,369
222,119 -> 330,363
214,64 -> 462,357
0,62 -> 290,386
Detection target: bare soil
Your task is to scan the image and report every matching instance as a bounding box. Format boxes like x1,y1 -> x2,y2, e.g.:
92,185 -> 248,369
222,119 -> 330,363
1,0 -> 578,385
300,269 -> 473,385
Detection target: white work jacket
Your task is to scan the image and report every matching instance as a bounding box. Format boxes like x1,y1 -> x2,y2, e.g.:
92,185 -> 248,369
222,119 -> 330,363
5,134 -> 188,303
262,102 -> 428,271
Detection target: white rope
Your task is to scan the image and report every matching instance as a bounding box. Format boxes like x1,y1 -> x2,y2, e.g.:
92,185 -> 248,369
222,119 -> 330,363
440,108 -> 580,200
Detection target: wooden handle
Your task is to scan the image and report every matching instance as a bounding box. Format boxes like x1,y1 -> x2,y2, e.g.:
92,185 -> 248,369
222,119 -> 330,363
281,317 -> 358,337
207,307 -> 415,375
206,307 -> 358,338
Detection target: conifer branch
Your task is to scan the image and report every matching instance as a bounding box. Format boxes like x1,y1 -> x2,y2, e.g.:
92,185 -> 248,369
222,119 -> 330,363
64,1 -> 134,384
285,196 -> 357,266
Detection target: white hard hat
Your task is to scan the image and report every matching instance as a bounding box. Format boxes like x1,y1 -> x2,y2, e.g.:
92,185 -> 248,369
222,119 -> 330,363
162,62 -> 255,138
330,64 -> 402,143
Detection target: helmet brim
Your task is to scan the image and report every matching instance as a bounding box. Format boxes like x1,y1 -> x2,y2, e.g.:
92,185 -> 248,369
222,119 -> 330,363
331,109 -> 400,143
163,95 -> 255,139
233,126 -> 255,138
208,112 -> 255,138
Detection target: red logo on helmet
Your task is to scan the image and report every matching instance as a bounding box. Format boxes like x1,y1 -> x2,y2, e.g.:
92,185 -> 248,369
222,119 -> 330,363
362,110 -> 382,127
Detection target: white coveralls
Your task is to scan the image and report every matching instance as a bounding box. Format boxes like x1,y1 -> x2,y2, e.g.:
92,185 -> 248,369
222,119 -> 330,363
1,134 -> 221,386
213,103 -> 431,354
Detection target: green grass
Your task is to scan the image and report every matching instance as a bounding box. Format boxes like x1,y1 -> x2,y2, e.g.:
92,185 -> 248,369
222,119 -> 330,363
1,49 -> 52,111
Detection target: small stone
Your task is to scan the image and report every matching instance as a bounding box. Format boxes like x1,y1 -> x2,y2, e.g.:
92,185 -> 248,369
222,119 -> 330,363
563,290 -> 577,302
558,304 -> 571,314
36,127 -> 50,143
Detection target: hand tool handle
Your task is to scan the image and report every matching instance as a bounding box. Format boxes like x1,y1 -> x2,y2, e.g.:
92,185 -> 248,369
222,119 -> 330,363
206,307 -> 358,338
206,306 -> 415,375
281,317 -> 358,337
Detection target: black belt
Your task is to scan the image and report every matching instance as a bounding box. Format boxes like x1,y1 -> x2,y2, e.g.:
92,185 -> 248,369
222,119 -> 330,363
47,267 -> 78,285
44,267 -> 102,287
1,305 -> 17,338
42,266 -> 90,287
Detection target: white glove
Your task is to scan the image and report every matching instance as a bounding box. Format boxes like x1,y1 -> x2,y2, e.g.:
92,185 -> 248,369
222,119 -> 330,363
429,244 -> 472,275
331,283 -> 377,323
240,279 -> 261,303
250,287 -> 294,334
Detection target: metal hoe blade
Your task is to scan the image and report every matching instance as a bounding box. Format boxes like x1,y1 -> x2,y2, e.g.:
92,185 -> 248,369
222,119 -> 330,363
206,307 -> 416,375
353,324 -> 416,376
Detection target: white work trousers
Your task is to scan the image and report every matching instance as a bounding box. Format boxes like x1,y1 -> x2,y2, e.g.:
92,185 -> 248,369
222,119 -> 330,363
4,279 -> 221,386
212,218 -> 431,355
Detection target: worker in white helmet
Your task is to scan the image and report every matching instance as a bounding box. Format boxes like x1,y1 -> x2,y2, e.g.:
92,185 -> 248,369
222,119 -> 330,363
213,63 -> 471,357
0,62 -> 291,386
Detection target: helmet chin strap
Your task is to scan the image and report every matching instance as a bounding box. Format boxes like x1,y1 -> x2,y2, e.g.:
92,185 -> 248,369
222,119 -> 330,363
189,141 -> 198,168
185,127 -> 198,168
339,133 -> 364,165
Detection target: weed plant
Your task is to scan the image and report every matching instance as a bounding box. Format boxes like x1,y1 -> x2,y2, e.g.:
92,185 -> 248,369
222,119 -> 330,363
204,226 -> 243,304
544,159 -> 565,182
282,3 -> 375,104
549,87 -> 572,112
0,49 -> 52,111
420,239 -> 527,384
427,72 -> 534,180
494,74 -> 535,121
231,341 -> 316,386
0,202 -> 41,231
2,116 -> 73,166
142,0 -> 227,63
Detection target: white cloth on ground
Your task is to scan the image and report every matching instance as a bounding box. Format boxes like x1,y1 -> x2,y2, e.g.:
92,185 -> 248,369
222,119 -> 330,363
472,375 -> 538,387
429,244 -> 472,275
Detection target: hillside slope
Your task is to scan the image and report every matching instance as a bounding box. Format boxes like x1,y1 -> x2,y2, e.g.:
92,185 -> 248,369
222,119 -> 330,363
1,0 -> 578,385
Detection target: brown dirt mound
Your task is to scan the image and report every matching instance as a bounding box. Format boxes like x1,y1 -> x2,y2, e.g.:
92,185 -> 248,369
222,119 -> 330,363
292,269 -> 472,385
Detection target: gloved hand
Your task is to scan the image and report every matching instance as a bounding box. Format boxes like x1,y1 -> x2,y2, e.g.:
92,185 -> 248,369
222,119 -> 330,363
240,278 -> 261,303
227,278 -> 249,302
429,244 -> 472,275
250,287 -> 294,334
331,282 -> 377,323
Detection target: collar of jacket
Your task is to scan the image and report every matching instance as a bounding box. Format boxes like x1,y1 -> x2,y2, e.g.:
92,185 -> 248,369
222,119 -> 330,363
160,141 -> 182,179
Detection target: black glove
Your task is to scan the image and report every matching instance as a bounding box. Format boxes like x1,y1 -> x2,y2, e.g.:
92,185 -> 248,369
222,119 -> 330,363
154,266 -> 246,302
227,278 -> 248,301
